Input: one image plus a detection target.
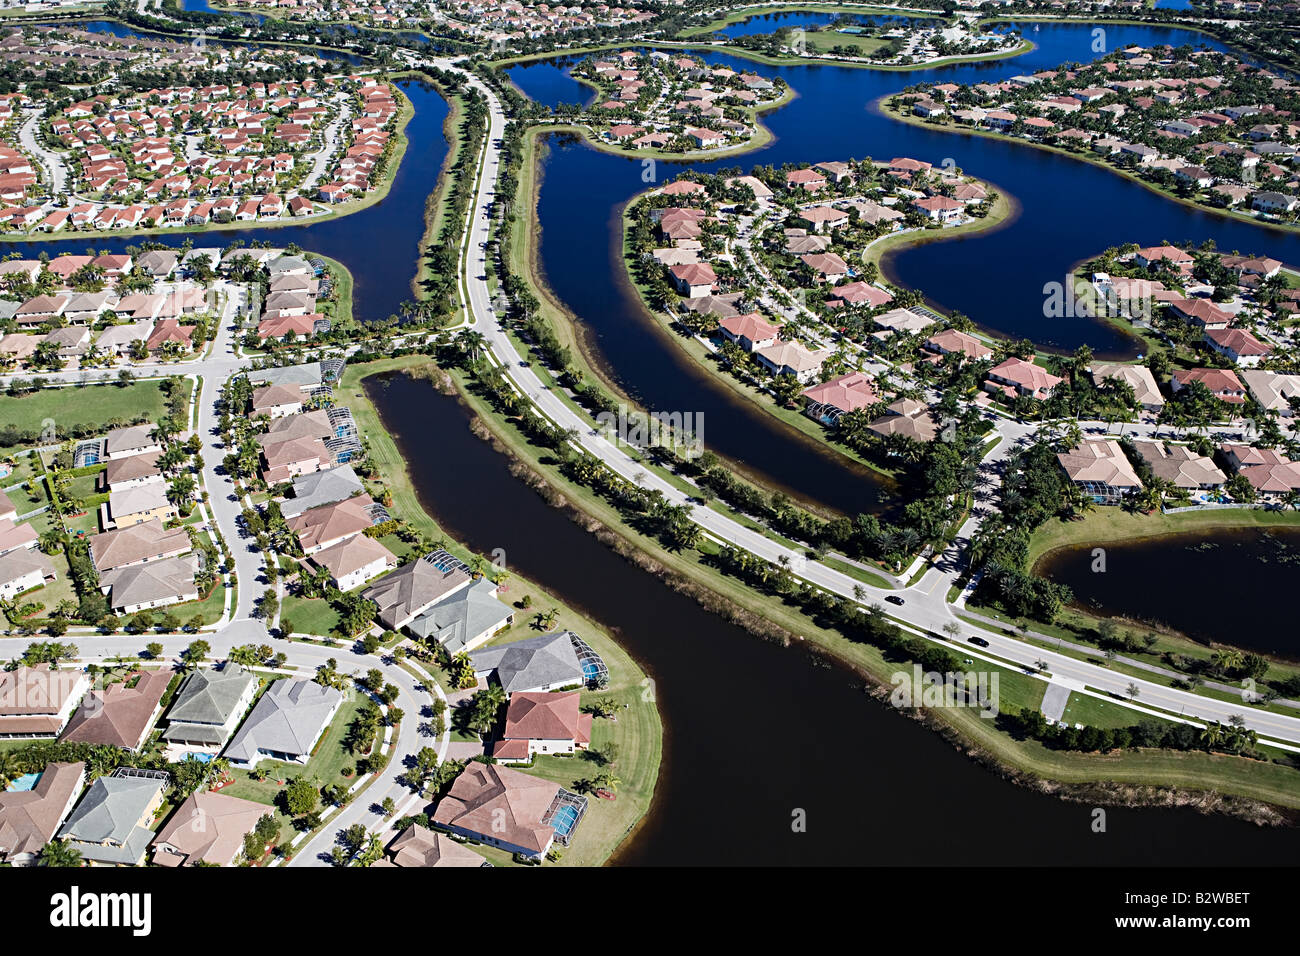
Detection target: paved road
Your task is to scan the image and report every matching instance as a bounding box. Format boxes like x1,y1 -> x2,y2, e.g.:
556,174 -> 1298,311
19,110 -> 66,198
430,58 -> 1300,749
24,623 -> 438,867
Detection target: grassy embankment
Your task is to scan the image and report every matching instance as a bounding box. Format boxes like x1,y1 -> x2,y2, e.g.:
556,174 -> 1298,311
429,111 -> 1300,812
295,355 -> 663,867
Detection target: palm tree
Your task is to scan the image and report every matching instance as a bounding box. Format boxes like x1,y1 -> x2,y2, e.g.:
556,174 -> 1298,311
38,839 -> 82,868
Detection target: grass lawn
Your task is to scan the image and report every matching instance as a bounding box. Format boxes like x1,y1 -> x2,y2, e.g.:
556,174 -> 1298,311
1,550 -> 76,626
1058,691 -> 1170,730
282,595 -> 342,637
801,28 -> 889,56
335,358 -> 663,865
437,355 -> 1300,809
0,380 -> 190,441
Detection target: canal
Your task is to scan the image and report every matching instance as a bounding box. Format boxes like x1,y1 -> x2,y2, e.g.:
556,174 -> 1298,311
368,371 -> 1300,864
1037,526 -> 1300,658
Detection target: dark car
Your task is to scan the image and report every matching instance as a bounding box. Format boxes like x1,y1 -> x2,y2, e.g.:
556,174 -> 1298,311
885,595 -> 905,606
967,636 -> 990,648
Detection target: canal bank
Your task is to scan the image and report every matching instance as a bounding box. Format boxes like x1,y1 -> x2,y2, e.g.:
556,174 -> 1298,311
327,356 -> 665,867
366,363 -> 1300,862
1030,510 -> 1300,661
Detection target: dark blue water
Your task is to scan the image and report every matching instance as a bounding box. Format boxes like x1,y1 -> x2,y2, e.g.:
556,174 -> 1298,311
507,23 -> 1286,371
707,9 -> 934,39
35,18 -> 365,62
5,79 -> 448,323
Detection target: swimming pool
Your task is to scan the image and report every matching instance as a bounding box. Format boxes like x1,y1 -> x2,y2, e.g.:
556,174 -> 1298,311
6,772 -> 40,792
550,804 -> 580,837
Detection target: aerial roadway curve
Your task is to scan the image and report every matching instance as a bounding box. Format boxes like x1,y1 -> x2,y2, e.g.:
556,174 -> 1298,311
430,58 -> 1300,750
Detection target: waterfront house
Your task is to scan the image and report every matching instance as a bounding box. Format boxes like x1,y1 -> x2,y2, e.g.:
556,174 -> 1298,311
1056,439 -> 1142,504
490,691 -> 592,763
431,763 -> 564,862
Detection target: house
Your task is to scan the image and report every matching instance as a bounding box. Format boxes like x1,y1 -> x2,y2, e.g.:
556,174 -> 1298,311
95,321 -> 155,357
261,436 -> 331,485
799,252 -> 849,283
279,465 -> 365,519
308,533 -> 396,591
1240,369 -> 1300,417
1222,445 -> 1300,500
0,548 -> 56,602
1089,363 -> 1165,412
381,824 -> 486,868
152,790 -> 268,867
61,669 -> 173,751
363,554 -> 473,631
801,372 -> 878,424
1252,191 -> 1297,214
89,519 -> 190,574
103,451 -> 165,491
160,663 -> 259,753
754,341 -> 828,384
0,518 -> 38,558
58,773 -> 166,866
717,312 -> 779,351
785,168 -> 826,192
470,631 -> 591,695
826,281 -> 892,309
104,424 -> 162,461
99,553 -> 199,614
286,496 -> 374,554
145,319 -> 195,354
669,262 -> 717,297
407,577 -> 515,654
985,358 -> 1062,401
0,665 -> 90,738
925,328 -> 992,362
1169,297 -> 1232,331
1131,440 -> 1225,491
490,691 -> 592,763
431,763 -> 566,862
1205,327 -> 1271,366
106,482 -> 178,528
223,679 -> 344,768
1171,368 -> 1246,405
0,762 -> 85,866
252,383 -> 305,419
913,195 -> 965,223
1056,439 -> 1143,504
868,399 -> 940,444
799,205 -> 850,233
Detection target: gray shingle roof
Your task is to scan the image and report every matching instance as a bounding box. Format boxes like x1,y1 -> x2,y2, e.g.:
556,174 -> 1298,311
59,775 -> 163,863
280,465 -> 364,518
408,578 -> 513,652
163,663 -> 256,731
469,631 -> 585,695
223,679 -> 343,763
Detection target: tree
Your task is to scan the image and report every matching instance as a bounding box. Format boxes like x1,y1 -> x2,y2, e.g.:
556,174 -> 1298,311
38,839 -> 82,868
182,639 -> 210,667
282,777 -> 319,817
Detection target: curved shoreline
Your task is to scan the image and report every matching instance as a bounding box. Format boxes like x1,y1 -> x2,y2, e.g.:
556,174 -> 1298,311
879,93 -> 1300,237
436,351 -> 1300,818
